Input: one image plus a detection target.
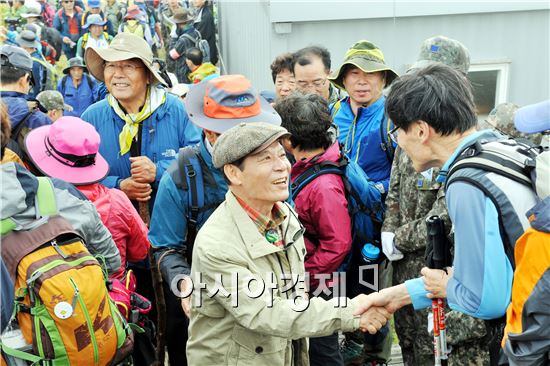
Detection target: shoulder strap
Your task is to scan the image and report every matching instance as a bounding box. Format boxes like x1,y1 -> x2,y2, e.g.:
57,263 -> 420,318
446,140 -> 535,190
36,177 -> 58,217
379,115 -> 394,162
60,74 -> 69,94
182,33 -> 198,46
290,160 -> 345,200
85,74 -> 93,90
329,98 -> 343,121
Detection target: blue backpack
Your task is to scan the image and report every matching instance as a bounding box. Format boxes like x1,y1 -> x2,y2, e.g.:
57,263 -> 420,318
290,145 -> 385,270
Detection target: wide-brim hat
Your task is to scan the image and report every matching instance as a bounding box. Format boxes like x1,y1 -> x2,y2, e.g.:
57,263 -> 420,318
62,56 -> 86,74
25,116 -> 109,185
328,40 -> 398,90
16,30 -> 40,49
82,13 -> 106,29
85,32 -> 167,86
184,74 -> 281,134
169,8 -> 193,24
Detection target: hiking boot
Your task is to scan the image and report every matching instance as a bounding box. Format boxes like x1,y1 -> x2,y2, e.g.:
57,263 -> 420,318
341,339 -> 363,365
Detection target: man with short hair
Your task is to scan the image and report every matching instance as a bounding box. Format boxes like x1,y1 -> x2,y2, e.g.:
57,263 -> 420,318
185,47 -> 217,83
0,44 -> 51,162
168,8 -> 201,83
186,119 -> 393,365
57,56 -> 98,117
293,45 -> 343,104
358,63 -> 539,365
53,0 -> 83,59
36,90 -> 73,121
382,35 -> 489,365
16,29 -> 47,98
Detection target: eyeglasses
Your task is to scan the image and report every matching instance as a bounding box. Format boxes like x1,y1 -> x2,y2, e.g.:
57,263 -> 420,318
63,1 -> 74,3
296,78 -> 327,90
104,63 -> 145,75
389,125 -> 400,143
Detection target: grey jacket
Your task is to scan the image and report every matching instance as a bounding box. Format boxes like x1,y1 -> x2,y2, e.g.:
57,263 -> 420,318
1,163 -> 120,275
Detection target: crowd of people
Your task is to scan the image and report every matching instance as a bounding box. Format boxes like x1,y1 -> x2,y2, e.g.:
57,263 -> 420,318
1,2 -> 549,366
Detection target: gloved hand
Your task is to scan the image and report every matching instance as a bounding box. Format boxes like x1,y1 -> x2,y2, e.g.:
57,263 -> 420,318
381,232 -> 403,261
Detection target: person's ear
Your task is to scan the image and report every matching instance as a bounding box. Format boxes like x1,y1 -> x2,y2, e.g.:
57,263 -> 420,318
224,164 -> 243,186
416,120 -> 431,143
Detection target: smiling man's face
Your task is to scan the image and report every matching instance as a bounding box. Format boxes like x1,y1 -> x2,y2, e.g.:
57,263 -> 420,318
104,59 -> 148,106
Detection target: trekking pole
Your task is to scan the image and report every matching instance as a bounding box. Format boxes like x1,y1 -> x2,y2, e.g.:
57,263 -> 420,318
426,215 -> 450,366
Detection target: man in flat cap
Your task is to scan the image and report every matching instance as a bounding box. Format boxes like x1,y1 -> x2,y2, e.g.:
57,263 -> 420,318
185,120 -> 395,365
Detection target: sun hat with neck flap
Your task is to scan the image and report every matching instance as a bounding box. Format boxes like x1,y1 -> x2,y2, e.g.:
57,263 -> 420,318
84,32 -> 167,86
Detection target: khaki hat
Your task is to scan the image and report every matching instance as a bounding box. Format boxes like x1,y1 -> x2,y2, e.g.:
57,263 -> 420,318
212,122 -> 290,168
169,8 -> 193,24
409,35 -> 470,75
36,90 -> 73,112
84,32 -> 167,86
328,40 -> 398,90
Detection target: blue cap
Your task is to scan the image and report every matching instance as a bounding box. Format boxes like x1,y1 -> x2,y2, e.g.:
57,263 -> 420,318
361,243 -> 380,260
514,100 -> 550,134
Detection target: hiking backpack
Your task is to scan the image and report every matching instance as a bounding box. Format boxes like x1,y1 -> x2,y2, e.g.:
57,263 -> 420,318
445,136 -> 544,267
121,20 -> 145,39
290,145 -> 385,270
172,146 -> 224,263
182,31 -> 211,63
31,56 -> 59,92
80,32 -> 111,51
0,177 -> 134,366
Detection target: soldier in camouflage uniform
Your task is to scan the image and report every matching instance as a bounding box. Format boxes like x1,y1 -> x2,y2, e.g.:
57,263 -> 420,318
480,102 -> 542,145
36,90 -> 73,122
381,35 -> 489,366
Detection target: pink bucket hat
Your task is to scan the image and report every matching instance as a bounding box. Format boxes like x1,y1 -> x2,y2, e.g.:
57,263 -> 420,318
25,117 -> 109,185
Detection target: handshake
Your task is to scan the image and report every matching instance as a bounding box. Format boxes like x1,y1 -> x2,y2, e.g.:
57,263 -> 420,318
352,284 -> 410,334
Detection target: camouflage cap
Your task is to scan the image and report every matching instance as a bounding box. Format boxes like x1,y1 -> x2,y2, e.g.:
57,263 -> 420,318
36,91 -> 73,112
410,35 -> 470,75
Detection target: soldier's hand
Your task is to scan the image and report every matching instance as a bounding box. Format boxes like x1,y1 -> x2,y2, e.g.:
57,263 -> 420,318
422,267 -> 453,299
358,306 -> 391,334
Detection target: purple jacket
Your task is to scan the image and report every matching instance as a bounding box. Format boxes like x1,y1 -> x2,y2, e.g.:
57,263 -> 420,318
291,142 -> 352,290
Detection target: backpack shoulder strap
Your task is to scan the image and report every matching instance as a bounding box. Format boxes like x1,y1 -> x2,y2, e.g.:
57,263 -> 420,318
329,98 -> 343,121
290,159 -> 345,200
182,33 -> 198,45
60,74 -> 69,94
379,115 -> 395,162
36,176 -> 58,217
85,74 -> 93,90
447,140 -> 535,190
178,146 -> 204,229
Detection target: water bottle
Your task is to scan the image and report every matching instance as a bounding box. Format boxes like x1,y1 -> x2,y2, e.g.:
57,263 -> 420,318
361,243 -> 380,264
1,327 -> 32,366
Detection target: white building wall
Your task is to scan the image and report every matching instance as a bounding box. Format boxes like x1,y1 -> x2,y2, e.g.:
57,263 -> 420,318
217,2 -> 550,106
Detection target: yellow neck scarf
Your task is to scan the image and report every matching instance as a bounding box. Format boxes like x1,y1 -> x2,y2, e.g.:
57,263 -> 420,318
109,87 -> 166,156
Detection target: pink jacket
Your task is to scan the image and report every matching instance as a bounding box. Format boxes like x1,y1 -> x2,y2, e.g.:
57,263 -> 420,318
77,183 -> 150,279
290,143 -> 352,291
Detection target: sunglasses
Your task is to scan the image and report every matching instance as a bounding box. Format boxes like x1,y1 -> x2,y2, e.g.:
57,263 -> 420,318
63,0 -> 74,3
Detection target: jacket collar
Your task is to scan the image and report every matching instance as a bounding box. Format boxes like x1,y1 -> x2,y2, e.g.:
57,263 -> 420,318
291,142 -> 340,179
225,191 -> 304,259
199,136 -> 216,170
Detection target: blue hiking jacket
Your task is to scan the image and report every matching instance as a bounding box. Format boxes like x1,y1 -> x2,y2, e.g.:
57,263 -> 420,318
149,138 -> 228,285
331,96 -> 394,193
0,91 -> 52,130
405,130 -> 519,320
80,93 -> 201,203
57,74 -> 98,117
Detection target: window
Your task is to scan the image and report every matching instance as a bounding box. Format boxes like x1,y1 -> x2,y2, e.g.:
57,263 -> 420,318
467,61 -> 510,116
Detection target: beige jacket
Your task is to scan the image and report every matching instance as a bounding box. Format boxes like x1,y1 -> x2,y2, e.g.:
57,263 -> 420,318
186,191 -> 360,365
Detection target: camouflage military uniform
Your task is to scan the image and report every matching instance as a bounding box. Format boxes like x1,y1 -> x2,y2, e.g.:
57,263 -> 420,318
480,102 -> 542,145
383,148 -> 488,366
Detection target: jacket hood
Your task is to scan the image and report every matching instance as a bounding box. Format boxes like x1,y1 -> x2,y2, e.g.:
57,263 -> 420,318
1,163 -> 38,220
291,142 -> 341,181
